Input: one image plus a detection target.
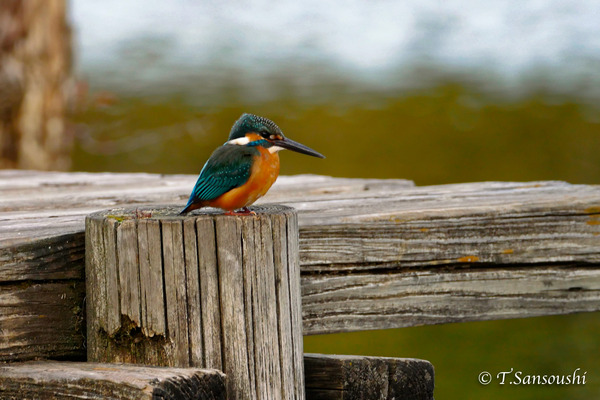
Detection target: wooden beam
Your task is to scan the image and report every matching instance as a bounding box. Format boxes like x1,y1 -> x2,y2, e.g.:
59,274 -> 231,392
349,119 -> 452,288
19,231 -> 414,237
296,180 -> 600,269
0,232 -> 84,281
0,361 -> 225,399
1,171 -> 599,357
2,172 -> 598,274
302,266 -> 600,334
0,171 -> 413,248
0,281 -> 85,362
304,354 -> 434,400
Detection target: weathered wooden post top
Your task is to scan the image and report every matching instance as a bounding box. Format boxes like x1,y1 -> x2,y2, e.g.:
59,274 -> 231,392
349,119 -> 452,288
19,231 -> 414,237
86,204 -> 304,399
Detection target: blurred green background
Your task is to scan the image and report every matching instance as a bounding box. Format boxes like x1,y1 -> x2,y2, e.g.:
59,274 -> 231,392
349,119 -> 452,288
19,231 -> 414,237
70,1 -> 600,398
72,85 -> 600,185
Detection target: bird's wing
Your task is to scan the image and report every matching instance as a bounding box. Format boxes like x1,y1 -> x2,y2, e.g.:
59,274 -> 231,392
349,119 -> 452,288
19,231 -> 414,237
186,145 -> 256,205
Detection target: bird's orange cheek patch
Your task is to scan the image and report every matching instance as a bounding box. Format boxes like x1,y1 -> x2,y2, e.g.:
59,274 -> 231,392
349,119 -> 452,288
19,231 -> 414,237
245,133 -> 263,141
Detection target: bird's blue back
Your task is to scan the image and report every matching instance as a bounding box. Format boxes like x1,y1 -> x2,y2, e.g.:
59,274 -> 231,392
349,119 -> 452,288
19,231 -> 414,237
184,144 -> 259,208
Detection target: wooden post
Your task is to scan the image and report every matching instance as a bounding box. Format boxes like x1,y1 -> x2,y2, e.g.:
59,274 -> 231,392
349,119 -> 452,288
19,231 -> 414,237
85,205 -> 305,400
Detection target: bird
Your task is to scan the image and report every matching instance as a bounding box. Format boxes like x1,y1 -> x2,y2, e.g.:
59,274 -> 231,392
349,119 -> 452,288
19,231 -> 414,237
180,113 -> 325,215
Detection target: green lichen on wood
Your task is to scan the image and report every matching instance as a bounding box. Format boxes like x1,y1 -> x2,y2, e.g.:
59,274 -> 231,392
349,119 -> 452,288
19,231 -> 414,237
105,215 -> 128,223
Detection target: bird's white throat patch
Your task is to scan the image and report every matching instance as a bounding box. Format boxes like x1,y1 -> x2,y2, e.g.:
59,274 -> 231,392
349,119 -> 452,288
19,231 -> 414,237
268,146 -> 284,153
228,137 -> 250,145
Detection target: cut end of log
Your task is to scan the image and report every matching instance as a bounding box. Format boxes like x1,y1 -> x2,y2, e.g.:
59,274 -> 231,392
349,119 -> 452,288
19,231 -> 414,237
90,204 -> 297,222
304,354 -> 434,400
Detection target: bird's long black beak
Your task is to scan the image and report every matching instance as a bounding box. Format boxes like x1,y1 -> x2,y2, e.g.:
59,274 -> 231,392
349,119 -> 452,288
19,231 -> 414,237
273,137 -> 325,158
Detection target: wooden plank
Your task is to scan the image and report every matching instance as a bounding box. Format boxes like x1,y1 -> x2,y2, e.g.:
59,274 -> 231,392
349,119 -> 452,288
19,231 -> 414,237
161,219 -> 190,367
285,210 -> 305,399
117,219 -> 141,328
240,217 -> 258,395
0,282 -> 85,362
138,219 -> 166,337
252,216 -> 283,398
0,361 -> 226,400
215,216 -> 252,398
85,215 -> 102,361
0,171 -> 413,248
302,266 -> 600,334
104,218 -> 120,335
196,216 -> 223,370
271,213 -> 296,400
296,181 -> 600,269
304,353 -> 434,400
0,232 -> 84,281
2,175 -> 598,278
184,218 -> 203,367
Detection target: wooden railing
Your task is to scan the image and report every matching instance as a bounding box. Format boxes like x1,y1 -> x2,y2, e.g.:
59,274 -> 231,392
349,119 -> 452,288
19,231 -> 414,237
1,170 -> 599,399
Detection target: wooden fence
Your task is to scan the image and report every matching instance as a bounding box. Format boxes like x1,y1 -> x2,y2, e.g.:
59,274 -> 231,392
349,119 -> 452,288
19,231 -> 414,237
1,170 -> 599,398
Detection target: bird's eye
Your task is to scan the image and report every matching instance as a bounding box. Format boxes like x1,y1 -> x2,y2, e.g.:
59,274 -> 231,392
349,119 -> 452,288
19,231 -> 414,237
259,130 -> 270,138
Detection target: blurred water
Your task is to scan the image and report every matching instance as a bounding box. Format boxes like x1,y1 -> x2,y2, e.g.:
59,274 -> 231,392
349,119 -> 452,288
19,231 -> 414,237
70,0 -> 600,103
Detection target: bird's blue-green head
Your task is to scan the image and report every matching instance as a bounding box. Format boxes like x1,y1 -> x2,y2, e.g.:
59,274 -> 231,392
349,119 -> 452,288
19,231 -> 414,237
228,113 -> 283,141
227,113 -> 325,159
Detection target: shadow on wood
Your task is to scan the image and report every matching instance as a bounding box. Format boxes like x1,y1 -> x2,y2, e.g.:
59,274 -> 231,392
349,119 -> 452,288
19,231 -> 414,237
85,205 -> 304,400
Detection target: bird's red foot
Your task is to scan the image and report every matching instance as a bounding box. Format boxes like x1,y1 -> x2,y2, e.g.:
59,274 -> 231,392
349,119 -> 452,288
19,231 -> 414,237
224,207 -> 257,216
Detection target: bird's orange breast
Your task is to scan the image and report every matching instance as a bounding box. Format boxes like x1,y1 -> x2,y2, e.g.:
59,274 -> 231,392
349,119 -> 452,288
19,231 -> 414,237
208,146 -> 280,211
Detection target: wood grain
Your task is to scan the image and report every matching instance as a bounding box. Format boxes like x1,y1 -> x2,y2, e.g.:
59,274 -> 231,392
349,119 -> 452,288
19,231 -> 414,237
183,218 -> 203,366
138,219 -> 166,337
104,218 -> 121,335
302,266 -> 600,334
295,181 -> 600,269
196,217 -> 223,370
1,171 -> 600,358
0,232 -> 84,281
162,219 -> 190,367
0,361 -> 226,400
0,171 -> 413,247
304,353 -> 434,400
0,282 -> 85,362
85,206 -> 305,399
215,216 -> 252,398
272,213 -> 297,399
285,211 -> 305,399
117,220 -> 141,330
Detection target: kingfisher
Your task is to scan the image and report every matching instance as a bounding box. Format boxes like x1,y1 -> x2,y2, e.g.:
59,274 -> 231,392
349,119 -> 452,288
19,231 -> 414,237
180,113 -> 325,215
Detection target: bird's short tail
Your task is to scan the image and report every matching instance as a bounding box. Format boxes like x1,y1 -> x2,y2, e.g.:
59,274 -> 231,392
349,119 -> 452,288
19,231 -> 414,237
179,204 -> 193,215
179,201 -> 204,215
